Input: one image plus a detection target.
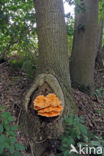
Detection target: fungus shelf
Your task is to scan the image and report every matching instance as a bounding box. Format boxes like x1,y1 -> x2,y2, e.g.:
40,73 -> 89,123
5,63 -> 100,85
33,93 -> 63,117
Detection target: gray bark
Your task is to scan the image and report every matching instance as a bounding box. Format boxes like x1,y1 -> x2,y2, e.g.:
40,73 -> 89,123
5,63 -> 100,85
70,0 -> 99,94
96,18 -> 104,68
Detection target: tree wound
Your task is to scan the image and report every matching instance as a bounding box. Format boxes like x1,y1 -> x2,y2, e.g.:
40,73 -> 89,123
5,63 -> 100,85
24,74 -> 65,115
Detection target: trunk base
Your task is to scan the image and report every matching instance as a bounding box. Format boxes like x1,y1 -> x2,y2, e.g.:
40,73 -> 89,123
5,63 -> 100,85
20,73 -> 78,156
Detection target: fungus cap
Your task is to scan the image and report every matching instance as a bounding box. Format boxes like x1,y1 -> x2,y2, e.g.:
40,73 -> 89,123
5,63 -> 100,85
38,105 -> 63,113
33,95 -> 50,109
46,94 -> 62,106
33,93 -> 63,117
38,111 -> 60,117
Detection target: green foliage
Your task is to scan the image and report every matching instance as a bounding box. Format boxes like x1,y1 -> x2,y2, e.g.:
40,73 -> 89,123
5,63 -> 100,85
59,114 -> 88,156
65,15 -> 75,54
102,34 -> 104,46
64,0 -> 86,54
65,0 -> 86,14
9,53 -> 38,79
58,114 -> 104,156
99,0 -> 104,19
0,0 -> 38,58
22,59 -> 37,79
96,87 -> 104,99
0,106 -> 25,156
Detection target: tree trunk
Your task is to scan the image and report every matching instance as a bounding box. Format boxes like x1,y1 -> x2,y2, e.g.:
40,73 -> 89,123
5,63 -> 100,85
70,0 -> 99,95
20,0 -> 78,155
96,18 -> 104,68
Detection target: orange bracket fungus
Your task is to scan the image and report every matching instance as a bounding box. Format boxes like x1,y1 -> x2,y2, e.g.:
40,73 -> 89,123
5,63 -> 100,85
33,93 -> 63,117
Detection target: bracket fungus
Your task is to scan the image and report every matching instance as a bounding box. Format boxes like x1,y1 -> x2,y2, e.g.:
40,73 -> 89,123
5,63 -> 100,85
33,93 -> 63,117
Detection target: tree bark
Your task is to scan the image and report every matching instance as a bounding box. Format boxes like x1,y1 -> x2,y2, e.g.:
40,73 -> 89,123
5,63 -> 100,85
70,0 -> 99,95
20,0 -> 78,156
96,18 -> 104,68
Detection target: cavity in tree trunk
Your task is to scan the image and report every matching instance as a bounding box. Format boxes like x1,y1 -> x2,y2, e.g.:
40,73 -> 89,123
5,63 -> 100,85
70,0 -> 99,95
20,0 -> 77,155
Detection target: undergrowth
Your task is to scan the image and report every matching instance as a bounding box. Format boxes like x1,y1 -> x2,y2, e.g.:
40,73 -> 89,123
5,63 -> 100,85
8,54 -> 38,79
96,87 -> 104,100
0,106 -> 25,156
58,114 -> 104,156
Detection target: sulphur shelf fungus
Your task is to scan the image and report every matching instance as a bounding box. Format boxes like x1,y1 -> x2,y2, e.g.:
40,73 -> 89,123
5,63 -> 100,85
33,93 -> 63,117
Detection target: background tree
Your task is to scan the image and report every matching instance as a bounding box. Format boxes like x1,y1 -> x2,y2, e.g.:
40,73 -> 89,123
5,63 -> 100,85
96,0 -> 104,69
96,18 -> 104,69
70,0 -> 99,94
21,0 -> 77,155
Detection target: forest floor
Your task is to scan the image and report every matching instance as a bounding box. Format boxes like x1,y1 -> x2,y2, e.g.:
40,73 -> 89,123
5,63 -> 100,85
0,62 -> 104,156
